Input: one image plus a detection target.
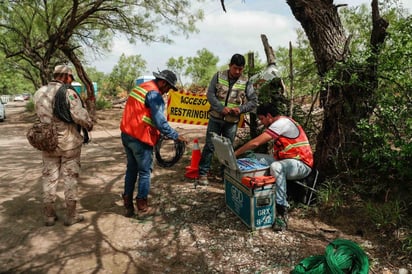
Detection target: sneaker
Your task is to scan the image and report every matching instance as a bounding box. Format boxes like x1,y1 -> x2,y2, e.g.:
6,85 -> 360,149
272,215 -> 288,232
198,175 -> 209,186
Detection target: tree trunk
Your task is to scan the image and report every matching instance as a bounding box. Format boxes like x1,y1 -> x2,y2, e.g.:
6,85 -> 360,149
286,0 -> 388,179
247,52 -> 258,139
61,47 -> 97,121
288,41 -> 294,117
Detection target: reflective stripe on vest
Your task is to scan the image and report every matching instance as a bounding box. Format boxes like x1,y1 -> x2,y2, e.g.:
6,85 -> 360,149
129,87 -> 155,127
120,80 -> 160,146
272,117 -> 314,168
216,71 -> 247,108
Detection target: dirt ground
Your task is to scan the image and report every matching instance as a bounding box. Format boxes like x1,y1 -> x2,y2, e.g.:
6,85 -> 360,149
0,101 -> 410,274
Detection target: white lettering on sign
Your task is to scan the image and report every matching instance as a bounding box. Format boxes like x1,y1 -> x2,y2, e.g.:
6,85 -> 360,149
257,208 -> 270,216
256,215 -> 273,226
231,185 -> 243,204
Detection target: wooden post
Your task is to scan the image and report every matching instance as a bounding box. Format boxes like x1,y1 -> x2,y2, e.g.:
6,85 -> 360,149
261,34 -> 276,65
289,41 -> 294,117
247,52 -> 258,139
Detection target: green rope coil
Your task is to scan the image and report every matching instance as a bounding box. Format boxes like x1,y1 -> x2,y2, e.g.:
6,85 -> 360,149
291,238 -> 369,274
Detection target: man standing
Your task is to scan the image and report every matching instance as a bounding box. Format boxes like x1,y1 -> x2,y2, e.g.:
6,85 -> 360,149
120,69 -> 187,218
34,65 -> 93,226
234,103 -> 314,231
198,53 -> 258,185
63,69 -> 90,144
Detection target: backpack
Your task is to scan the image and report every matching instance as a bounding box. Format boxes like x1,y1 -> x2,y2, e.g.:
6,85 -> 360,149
27,85 -> 59,152
54,84 -> 89,144
26,119 -> 58,152
54,84 -> 73,123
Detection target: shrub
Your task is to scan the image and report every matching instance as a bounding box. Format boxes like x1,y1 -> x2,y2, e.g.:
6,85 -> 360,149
95,97 -> 112,110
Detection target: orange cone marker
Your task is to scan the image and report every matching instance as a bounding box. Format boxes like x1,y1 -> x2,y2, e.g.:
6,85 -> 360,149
185,139 -> 201,179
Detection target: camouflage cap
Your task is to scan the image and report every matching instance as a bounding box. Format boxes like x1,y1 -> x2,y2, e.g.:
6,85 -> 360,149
54,65 -> 75,80
54,65 -> 72,75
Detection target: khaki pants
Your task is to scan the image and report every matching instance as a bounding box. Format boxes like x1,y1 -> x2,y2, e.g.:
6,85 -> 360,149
41,147 -> 81,203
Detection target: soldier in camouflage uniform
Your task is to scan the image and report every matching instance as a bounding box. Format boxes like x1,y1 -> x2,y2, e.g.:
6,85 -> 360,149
33,65 -> 93,226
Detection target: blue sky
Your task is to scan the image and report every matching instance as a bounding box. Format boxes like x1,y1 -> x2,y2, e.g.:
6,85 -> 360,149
89,0 -> 412,78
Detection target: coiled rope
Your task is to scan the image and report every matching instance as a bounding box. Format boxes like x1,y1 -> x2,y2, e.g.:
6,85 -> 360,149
291,238 -> 369,274
155,135 -> 186,168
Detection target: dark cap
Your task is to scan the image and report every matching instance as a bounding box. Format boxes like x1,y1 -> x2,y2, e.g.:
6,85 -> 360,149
153,70 -> 178,91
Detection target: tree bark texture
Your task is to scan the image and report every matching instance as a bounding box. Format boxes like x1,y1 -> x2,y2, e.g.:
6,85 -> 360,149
287,0 -> 348,76
286,0 -> 388,179
261,34 -> 276,65
247,52 -> 259,139
61,47 -> 97,121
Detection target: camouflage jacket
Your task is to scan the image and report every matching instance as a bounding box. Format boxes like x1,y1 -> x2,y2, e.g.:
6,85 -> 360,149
33,80 -> 93,151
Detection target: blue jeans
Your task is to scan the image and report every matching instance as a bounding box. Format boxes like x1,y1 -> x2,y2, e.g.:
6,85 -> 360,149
121,132 -> 153,199
255,154 -> 312,207
198,117 -> 238,176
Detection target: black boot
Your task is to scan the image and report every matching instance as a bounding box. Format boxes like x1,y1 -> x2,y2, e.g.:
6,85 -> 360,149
122,194 -> 135,217
273,204 -> 288,231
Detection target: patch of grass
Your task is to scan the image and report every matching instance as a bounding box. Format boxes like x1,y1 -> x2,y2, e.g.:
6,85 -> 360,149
364,200 -> 406,232
402,234 -> 412,256
96,97 -> 112,110
25,100 -> 35,112
317,180 -> 345,216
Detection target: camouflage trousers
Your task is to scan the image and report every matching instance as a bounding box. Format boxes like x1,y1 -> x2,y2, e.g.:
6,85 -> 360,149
41,147 -> 82,203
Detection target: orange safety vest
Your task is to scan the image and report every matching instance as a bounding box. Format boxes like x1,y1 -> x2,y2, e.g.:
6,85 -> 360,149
120,81 -> 160,146
271,117 -> 314,168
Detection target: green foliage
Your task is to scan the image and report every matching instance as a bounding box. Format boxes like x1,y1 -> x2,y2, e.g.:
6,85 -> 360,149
402,234 -> 412,255
350,15 -> 412,203
82,67 -> 110,97
364,200 -> 406,232
167,56 -> 186,87
241,51 -> 266,77
339,4 -> 372,54
167,51 -> 264,88
274,30 -> 319,98
281,4 -> 412,220
0,0 -> 205,91
185,48 -> 219,87
317,180 -> 345,216
25,100 -> 35,112
0,53 -> 34,95
255,78 -> 288,110
108,54 -> 147,93
355,114 -> 411,194
95,97 -> 112,110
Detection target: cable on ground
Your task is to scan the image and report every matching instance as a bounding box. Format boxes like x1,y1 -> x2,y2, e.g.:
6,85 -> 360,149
155,135 -> 186,168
